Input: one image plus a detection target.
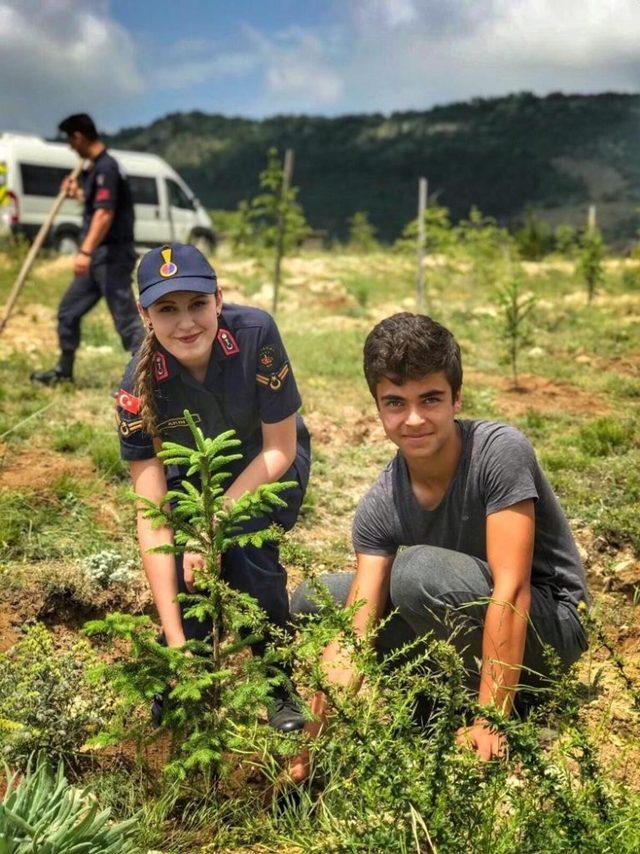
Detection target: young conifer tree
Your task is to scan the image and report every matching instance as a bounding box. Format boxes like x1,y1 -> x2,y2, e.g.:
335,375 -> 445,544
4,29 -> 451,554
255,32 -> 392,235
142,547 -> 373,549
85,412 -> 296,780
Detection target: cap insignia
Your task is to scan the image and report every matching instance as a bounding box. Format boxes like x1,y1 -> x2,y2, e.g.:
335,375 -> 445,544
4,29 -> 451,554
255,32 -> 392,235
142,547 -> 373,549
159,247 -> 178,278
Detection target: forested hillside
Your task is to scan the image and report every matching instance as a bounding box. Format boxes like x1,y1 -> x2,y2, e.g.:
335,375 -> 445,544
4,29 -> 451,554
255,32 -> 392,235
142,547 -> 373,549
107,92 -> 640,242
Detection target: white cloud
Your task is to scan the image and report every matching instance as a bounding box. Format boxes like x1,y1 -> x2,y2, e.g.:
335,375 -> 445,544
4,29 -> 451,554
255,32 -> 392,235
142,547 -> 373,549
244,25 -> 345,110
0,0 -> 143,134
336,0 -> 640,113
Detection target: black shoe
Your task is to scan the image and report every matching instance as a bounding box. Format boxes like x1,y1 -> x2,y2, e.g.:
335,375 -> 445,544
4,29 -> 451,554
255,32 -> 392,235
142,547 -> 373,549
30,367 -> 73,386
267,692 -> 306,733
150,692 -> 165,728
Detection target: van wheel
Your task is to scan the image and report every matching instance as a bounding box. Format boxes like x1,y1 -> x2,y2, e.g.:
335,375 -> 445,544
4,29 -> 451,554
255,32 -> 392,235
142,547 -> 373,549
55,233 -> 80,255
190,233 -> 215,256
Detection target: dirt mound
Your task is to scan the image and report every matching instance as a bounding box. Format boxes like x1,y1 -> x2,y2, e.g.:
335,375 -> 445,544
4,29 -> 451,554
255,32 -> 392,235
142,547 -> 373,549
304,407 -> 384,449
491,374 -> 610,418
0,446 -> 93,491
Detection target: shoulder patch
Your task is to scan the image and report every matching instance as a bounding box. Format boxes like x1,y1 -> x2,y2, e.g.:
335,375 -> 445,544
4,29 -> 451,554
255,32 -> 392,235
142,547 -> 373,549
217,328 -> 240,356
153,352 -> 169,381
258,345 -> 277,371
116,413 -> 144,438
116,388 -> 140,414
256,362 -> 289,391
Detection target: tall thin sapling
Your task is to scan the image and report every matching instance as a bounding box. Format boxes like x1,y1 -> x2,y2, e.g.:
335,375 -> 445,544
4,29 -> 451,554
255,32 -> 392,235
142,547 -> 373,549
85,411 -> 297,779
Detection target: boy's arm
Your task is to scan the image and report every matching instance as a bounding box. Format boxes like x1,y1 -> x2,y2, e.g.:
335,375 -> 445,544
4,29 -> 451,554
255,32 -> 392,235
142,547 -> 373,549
288,553 -> 393,783
457,498 -> 534,760
319,552 -> 394,691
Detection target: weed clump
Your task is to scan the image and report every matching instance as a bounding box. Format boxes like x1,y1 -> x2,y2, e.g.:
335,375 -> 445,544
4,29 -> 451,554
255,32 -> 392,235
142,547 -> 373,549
0,623 -> 117,768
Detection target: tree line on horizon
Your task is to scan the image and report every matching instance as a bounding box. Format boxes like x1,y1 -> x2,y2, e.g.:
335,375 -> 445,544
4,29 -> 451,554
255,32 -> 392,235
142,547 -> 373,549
107,91 -> 640,245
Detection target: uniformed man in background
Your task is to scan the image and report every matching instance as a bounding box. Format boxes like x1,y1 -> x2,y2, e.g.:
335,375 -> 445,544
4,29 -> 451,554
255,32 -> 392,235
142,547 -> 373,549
32,113 -> 143,385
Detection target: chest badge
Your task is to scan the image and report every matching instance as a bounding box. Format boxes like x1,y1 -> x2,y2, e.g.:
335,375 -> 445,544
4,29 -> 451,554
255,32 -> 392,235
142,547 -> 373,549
217,328 -> 240,356
159,247 -> 178,278
153,351 -> 169,381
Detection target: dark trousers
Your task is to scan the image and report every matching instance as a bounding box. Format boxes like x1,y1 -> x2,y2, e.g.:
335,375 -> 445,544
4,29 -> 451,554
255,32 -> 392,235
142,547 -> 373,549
291,545 -> 588,691
174,454 -> 309,657
57,247 -> 143,354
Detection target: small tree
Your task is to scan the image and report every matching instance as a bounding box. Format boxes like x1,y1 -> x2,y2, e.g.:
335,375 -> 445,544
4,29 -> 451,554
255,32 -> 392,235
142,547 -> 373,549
347,211 -> 378,252
554,223 -> 579,257
249,148 -> 309,254
578,226 -> 605,303
393,204 -> 454,255
85,413 -> 297,780
514,210 -> 554,260
495,275 -> 537,390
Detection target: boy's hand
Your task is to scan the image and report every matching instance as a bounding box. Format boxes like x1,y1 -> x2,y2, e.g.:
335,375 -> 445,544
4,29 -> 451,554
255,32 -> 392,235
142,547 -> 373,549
183,551 -> 205,592
456,718 -> 506,761
286,748 -> 311,784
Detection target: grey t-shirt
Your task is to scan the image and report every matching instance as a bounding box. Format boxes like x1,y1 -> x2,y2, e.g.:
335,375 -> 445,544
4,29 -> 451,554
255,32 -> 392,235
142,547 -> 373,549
352,419 -> 589,608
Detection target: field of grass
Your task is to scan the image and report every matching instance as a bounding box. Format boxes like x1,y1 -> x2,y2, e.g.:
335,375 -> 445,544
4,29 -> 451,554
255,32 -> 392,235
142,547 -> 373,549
0,245 -> 639,852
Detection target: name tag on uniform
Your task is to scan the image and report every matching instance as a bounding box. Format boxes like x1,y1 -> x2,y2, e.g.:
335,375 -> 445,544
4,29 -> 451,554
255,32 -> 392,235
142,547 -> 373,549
156,414 -> 202,432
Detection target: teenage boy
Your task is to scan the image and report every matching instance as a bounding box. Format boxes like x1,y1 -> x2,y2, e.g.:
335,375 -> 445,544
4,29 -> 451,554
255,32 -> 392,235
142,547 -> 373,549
291,312 -> 588,770
32,113 -> 143,385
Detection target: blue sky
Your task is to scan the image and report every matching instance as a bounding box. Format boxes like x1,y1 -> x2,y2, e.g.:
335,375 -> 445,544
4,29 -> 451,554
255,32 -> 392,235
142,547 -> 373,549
2,1 -> 639,135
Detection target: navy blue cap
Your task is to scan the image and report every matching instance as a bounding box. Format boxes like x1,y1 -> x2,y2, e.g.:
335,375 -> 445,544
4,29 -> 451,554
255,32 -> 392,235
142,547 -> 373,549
137,243 -> 218,308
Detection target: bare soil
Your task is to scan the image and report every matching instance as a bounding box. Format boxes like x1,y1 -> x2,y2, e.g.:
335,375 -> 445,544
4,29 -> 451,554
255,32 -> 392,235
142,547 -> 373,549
0,445 -> 93,491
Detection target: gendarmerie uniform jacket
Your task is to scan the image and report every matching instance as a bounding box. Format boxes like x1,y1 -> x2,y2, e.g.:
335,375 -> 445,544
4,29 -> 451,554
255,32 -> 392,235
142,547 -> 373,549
115,304 -> 311,495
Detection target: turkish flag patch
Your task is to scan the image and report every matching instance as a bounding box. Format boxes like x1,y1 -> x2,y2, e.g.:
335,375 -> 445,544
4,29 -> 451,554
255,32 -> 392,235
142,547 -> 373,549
96,188 -> 111,202
116,389 -> 140,414
217,328 -> 240,356
153,352 -> 169,381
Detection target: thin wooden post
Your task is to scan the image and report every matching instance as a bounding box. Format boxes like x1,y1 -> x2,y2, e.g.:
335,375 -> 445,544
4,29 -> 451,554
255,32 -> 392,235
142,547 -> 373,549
415,177 -> 428,312
0,159 -> 83,336
587,204 -> 597,233
272,148 -> 294,315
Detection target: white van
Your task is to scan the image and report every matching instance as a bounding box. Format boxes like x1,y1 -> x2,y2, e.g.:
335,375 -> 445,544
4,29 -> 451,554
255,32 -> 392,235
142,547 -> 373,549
0,132 -> 216,254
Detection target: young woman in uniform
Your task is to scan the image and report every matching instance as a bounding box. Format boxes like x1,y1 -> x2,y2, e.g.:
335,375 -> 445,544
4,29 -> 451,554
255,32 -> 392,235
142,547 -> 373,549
115,243 -> 311,731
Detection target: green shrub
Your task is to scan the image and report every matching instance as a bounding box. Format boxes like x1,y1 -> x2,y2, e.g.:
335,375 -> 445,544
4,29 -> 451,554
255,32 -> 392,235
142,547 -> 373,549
0,623 -> 117,767
0,755 -> 137,853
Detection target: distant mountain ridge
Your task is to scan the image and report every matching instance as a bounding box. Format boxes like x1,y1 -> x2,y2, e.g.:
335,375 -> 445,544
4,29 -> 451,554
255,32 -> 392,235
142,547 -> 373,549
107,92 -> 640,243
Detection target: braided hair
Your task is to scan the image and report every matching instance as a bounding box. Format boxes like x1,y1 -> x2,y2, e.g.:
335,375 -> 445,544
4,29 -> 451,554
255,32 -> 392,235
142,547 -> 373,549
134,325 -> 159,436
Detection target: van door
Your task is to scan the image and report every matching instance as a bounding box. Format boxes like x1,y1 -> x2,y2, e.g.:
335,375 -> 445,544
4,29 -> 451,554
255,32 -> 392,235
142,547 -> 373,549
128,175 -> 171,245
166,177 -> 197,243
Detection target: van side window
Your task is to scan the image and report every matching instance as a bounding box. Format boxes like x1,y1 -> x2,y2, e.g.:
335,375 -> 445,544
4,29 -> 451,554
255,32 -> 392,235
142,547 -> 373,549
129,176 -> 159,206
21,163 -> 69,197
167,179 -> 195,211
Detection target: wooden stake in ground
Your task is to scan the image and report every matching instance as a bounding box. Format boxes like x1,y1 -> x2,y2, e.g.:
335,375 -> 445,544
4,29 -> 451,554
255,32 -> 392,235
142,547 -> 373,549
415,177 -> 428,312
587,204 -> 597,233
272,148 -> 294,315
0,160 -> 83,336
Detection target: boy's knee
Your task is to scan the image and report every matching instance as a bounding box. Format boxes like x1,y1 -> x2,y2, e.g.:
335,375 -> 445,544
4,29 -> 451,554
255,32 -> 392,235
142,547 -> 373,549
290,572 -> 354,620
290,580 -> 317,618
390,546 -> 449,614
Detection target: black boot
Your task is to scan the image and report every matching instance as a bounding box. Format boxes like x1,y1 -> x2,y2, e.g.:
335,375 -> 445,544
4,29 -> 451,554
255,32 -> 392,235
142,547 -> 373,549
31,351 -> 74,386
267,685 -> 306,733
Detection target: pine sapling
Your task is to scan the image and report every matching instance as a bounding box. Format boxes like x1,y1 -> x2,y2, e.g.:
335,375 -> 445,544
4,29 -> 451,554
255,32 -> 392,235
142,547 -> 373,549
495,275 -> 537,390
85,411 -> 297,779
578,226 -> 605,303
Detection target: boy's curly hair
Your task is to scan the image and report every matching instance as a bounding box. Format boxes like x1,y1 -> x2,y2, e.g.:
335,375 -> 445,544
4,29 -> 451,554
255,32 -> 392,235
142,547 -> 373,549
363,312 -> 462,401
